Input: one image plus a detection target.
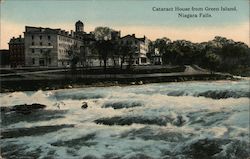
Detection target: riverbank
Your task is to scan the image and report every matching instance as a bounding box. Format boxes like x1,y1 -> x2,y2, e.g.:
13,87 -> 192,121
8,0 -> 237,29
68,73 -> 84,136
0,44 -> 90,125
0,72 -> 236,93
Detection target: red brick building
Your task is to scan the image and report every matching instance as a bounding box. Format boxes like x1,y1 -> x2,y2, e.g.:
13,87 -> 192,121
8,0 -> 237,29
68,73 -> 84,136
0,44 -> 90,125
9,35 -> 25,67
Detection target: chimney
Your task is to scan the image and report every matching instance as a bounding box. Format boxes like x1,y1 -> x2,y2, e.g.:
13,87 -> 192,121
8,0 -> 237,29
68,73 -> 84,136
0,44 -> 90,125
19,35 -> 21,39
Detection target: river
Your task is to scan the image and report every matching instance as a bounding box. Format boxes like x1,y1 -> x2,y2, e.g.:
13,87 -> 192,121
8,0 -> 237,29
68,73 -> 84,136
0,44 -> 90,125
0,80 -> 249,159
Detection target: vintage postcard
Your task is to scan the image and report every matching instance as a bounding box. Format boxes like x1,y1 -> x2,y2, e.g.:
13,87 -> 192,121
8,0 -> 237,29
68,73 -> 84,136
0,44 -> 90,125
0,0 -> 249,158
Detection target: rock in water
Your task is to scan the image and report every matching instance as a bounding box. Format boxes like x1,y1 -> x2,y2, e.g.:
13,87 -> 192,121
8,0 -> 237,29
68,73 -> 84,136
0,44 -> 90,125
138,81 -> 143,85
1,103 -> 46,115
173,115 -> 186,126
13,103 -> 46,114
81,102 -> 88,109
130,82 -> 136,85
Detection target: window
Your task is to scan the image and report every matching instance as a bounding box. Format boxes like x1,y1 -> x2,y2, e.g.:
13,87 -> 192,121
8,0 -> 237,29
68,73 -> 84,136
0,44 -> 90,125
32,58 -> 35,64
32,42 -> 34,45
39,58 -> 45,66
40,49 -> 43,53
32,49 -> 34,53
40,42 -> 42,46
48,43 -> 51,46
31,35 -> 34,40
48,35 -> 51,40
40,35 -> 42,40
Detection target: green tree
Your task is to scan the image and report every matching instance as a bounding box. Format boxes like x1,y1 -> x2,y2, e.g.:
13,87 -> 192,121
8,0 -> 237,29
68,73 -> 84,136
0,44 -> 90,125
95,40 -> 116,71
93,27 -> 114,40
117,44 -> 132,69
66,44 -> 80,73
205,51 -> 221,74
154,37 -> 171,64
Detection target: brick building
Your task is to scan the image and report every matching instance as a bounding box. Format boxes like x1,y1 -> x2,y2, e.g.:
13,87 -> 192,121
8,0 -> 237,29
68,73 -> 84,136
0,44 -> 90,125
8,35 -> 25,67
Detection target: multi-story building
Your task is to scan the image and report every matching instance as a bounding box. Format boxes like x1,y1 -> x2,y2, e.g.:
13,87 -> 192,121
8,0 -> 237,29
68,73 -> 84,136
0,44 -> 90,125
119,34 -> 150,65
24,21 -> 87,67
8,35 -> 25,67
22,20 -> 150,67
151,48 -> 162,65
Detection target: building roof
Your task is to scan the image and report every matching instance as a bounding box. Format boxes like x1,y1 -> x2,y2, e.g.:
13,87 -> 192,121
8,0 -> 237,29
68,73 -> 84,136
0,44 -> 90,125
120,34 -> 146,42
25,26 -> 63,34
24,26 -> 85,40
9,36 -> 24,44
76,20 -> 84,25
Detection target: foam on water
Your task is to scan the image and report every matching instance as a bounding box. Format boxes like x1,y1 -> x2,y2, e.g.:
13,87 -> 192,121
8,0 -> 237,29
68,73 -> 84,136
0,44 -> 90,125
0,80 -> 249,159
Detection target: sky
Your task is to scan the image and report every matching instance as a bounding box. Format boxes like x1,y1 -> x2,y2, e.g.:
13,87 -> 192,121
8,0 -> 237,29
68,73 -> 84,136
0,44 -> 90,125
0,0 -> 249,49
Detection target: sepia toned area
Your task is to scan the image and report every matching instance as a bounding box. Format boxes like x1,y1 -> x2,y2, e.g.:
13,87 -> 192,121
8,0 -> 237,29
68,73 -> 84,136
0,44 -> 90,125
0,0 -> 249,159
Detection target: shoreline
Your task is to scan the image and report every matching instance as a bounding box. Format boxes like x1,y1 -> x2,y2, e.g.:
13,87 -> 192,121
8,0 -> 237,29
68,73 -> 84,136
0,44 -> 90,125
0,73 -> 238,93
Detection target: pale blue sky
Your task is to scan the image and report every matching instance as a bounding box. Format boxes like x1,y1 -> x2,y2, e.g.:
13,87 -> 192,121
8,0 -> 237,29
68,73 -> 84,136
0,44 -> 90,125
0,0 -> 249,48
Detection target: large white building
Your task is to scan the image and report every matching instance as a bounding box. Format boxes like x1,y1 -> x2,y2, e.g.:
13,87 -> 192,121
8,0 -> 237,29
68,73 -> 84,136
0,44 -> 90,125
24,21 -> 90,67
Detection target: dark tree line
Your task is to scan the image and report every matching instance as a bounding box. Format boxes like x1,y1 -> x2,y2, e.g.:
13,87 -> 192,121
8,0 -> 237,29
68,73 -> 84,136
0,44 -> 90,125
150,36 -> 250,74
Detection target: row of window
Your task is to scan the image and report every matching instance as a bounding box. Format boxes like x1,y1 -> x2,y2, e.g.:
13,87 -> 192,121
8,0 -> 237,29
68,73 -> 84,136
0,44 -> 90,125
10,55 -> 24,58
61,61 -> 70,66
31,49 -> 51,54
58,43 -> 71,48
31,42 -> 51,46
10,50 -> 24,53
120,40 -> 139,45
31,35 -> 51,40
59,49 -> 67,54
32,58 -> 51,65
59,36 -> 73,43
10,45 -> 24,48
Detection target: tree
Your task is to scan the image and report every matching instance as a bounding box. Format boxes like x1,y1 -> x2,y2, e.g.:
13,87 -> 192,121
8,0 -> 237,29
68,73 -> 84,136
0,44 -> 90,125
95,40 -> 115,71
153,37 -> 171,64
127,45 -> 137,70
66,44 -> 80,74
93,26 -> 119,70
93,27 -> 114,41
118,44 -> 131,69
205,51 -> 221,74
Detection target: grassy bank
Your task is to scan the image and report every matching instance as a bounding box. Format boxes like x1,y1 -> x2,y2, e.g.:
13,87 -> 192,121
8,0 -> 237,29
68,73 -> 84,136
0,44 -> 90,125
0,73 -> 235,93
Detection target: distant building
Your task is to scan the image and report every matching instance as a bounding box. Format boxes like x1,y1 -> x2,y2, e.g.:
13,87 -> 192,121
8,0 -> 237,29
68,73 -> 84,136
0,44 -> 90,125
8,35 -> 25,67
0,49 -> 10,67
75,20 -> 84,33
150,48 -> 162,65
24,21 -> 87,67
119,34 -> 149,65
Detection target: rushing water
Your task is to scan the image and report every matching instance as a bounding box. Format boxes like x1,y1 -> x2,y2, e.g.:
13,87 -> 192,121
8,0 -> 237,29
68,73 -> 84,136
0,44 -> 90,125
0,80 -> 249,159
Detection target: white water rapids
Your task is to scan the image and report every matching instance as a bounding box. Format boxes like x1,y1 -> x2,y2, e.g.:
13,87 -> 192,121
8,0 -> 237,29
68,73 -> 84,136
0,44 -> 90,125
0,80 -> 249,159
